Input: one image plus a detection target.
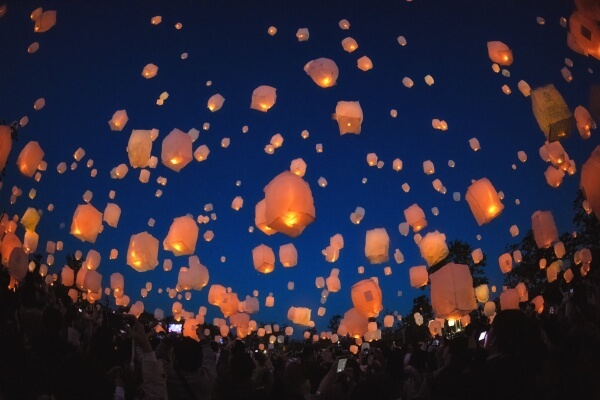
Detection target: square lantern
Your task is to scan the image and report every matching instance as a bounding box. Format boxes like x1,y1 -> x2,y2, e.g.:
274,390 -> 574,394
351,278 -> 383,318
581,146 -> 600,220
263,171 -> 315,237
252,244 -> 275,274
569,11 -> 600,60
127,130 -> 152,168
219,293 -> 240,317
61,266 -> 75,287
17,141 -> 44,177
465,178 -> 504,226
279,243 -> 298,267
404,203 -> 427,233
127,231 -> 159,272
288,306 -> 312,326
418,230 -> 449,267
208,284 -> 226,306
161,128 -> 193,172
364,228 -> 390,264
304,58 -> 339,88
108,109 -> 128,131
531,210 -> 558,248
531,84 -> 573,142
326,275 -> 341,292
163,215 -> 198,256
103,203 -> 121,228
250,85 -> 277,112
409,265 -> 428,288
430,263 -> 477,320
71,203 -> 103,243
335,101 -> 363,134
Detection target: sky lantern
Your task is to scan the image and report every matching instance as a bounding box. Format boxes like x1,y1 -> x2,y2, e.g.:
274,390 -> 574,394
430,263 -> 477,320
219,293 -> 240,317
472,248 -> 483,264
252,244 -> 275,273
84,249 -> 101,270
279,243 -> 298,267
364,228 -> 390,264
341,308 -> 369,338
141,63 -> 158,78
351,278 -> 383,318
163,215 -> 198,256
231,196 -> 243,211
339,19 -> 350,29
265,292 -> 275,307
255,199 -> 277,236
335,101 -> 363,134
103,203 -> 121,228
341,37 -> 358,52
250,85 -> 277,112
487,41 -> 513,65
290,158 -> 307,177
418,230 -> 449,267
296,28 -> 309,41
161,128 -> 193,172
1,232 -> 21,265
475,284 -> 489,302
0,124 -> 13,172
531,295 -> 544,314
61,266 -> 75,287
357,56 -> 373,71
33,9 -> 56,33
498,253 -> 513,273
568,11 -> 600,59
326,271 -> 341,293
83,270 -> 102,293
194,144 -> 210,162
465,178 -> 504,226
574,106 -> 595,139
208,284 -> 226,306
70,203 -> 102,243
263,171 -> 315,237
21,207 -> 40,232
207,94 -> 225,112
531,210 -> 558,248
531,84 -> 573,142
581,146 -> 600,220
16,141 -> 44,177
127,129 -> 152,168
288,306 -> 312,326
304,58 -> 339,88
127,231 -> 159,272
108,109 -> 128,131
8,247 -> 28,282
23,231 -> 38,253
409,266 -> 428,288
500,289 -> 520,310
428,320 -> 442,336
110,272 -> 124,297
404,203 -> 427,233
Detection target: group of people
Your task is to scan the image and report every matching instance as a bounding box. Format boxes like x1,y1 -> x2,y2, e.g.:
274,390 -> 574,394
1,271 -> 600,400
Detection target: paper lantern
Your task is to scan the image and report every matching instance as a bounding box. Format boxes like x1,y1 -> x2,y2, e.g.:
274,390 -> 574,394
252,244 -> 275,274
531,210 -> 558,248
20,208 -> 40,232
17,141 -> 44,177
383,315 -> 394,328
483,301 -> 496,317
194,145 -> 210,162
498,253 -> 513,273
163,215 -> 198,256
404,204 -> 427,233
250,85 -> 277,112
499,289 -> 520,310
342,308 -> 369,338
279,243 -> 297,267
70,203 -> 103,243
254,199 -> 277,236
108,109 -> 128,131
428,320 -> 443,336
430,263 -> 477,320
141,63 -> 158,78
207,94 -> 225,112
290,158 -> 307,177
409,266 -> 428,288
418,230 -> 449,267
335,101 -> 363,135
326,275 -> 341,293
296,28 -> 309,41
161,128 -> 193,172
103,203 -> 121,228
127,130 -> 152,168
357,56 -> 373,71
83,270 -> 102,293
7,247 -> 28,282
219,292 -> 240,317
487,41 -> 513,66
0,124 -> 13,173
61,266 -> 75,287
568,11 -> 600,59
516,282 -> 528,302
423,160 -> 435,175
554,241 -> 566,258
351,278 -> 383,318
178,262 -> 209,291
127,231 -> 159,272
304,58 -> 338,88
262,171 -> 315,237
471,248 -> 483,264
465,178 -> 504,226
341,37 -> 358,52
574,106 -> 595,139
581,146 -> 600,220
531,84 -> 573,142
288,306 -> 312,326
208,284 -> 226,306
364,228 -> 390,264
475,284 -> 489,303
531,295 -> 544,314
83,249 -> 101,271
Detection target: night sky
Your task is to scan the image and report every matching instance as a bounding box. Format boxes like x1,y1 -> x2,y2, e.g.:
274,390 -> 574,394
0,0 -> 598,336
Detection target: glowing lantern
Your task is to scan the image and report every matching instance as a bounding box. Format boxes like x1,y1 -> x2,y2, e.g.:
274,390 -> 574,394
23,231 -> 38,253
20,207 -> 40,232
279,243 -> 297,267
296,28 -> 309,41
516,283 -> 528,302
342,37 -> 358,52
342,308 -> 369,337
409,266 -> 428,288
531,210 -> 558,248
469,138 -> 481,151
465,178 -> 504,226
475,284 -> 489,302
404,204 -> 427,233
335,101 -> 363,135
250,85 -> 277,112
108,109 -> 128,131
339,19 -> 350,29
288,306 -> 312,326
194,145 -> 210,162
252,244 -> 275,274
33,9 -> 56,33
487,41 -> 513,65
429,320 -> 443,336
290,158 -> 307,177
0,124 -> 13,172
430,263 -> 477,320
402,77 -> 414,88
141,63 -> 158,78
83,270 -> 102,293
531,296 -> 544,314
70,204 -> 102,243
364,228 -> 389,264
304,58 -> 338,88
315,277 -> 325,289
231,196 -> 244,211
574,106 -> 595,139
127,130 -> 152,168
61,266 -> 75,287
499,289 -> 520,310
581,146 -> 600,220
351,278 -> 383,318
17,141 -> 44,177
207,94 -> 225,112
531,84 -> 573,142
418,230 -> 449,267
262,171 -> 315,237
161,128 -> 193,172
326,274 -> 341,293
127,231 -> 159,272
484,301 -> 496,317
472,248 -> 483,264
163,215 -> 198,256
498,253 -> 513,273
219,293 -> 240,317
208,284 -> 226,306
357,56 -> 373,71
383,315 -> 394,328
102,203 -> 121,228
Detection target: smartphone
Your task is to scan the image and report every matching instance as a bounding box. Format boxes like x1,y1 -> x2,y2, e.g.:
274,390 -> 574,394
168,323 -> 183,334
336,357 -> 348,373
478,331 -> 487,341
432,339 -> 440,346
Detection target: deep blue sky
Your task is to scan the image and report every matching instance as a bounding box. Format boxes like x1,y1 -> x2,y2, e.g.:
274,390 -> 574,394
0,0 -> 598,335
